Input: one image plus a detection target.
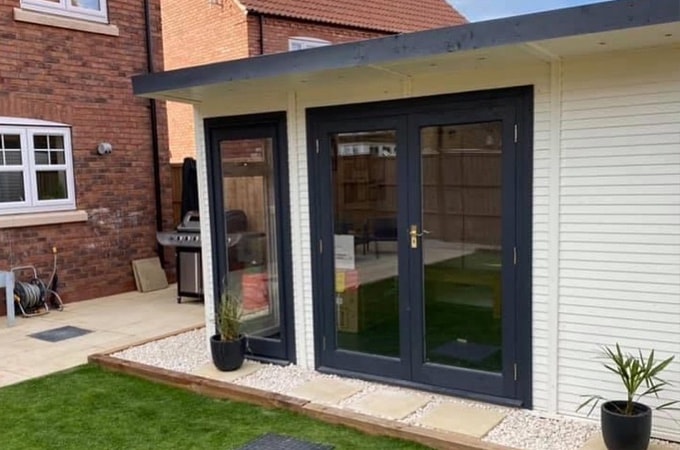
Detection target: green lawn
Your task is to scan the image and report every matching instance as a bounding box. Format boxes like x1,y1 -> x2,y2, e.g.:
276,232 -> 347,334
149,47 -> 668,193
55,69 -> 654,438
0,365 -> 428,450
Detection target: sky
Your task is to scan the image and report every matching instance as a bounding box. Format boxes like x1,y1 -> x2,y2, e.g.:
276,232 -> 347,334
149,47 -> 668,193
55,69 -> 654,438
449,0 -> 610,22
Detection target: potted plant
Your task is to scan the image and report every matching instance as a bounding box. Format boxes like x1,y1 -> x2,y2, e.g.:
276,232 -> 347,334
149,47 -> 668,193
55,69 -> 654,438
210,287 -> 246,371
578,344 -> 677,450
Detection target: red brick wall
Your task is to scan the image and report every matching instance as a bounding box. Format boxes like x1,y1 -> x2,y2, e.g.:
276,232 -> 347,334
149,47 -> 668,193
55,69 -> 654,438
0,0 -> 173,310
163,5 -> 391,162
249,15 -> 388,55
162,0 -> 251,163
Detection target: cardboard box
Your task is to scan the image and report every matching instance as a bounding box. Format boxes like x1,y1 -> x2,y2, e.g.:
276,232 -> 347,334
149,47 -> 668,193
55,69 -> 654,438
336,276 -> 399,334
335,269 -> 360,293
336,288 -> 359,333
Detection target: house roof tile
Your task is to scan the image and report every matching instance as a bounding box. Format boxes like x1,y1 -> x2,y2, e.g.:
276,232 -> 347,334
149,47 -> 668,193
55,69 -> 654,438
239,0 -> 467,33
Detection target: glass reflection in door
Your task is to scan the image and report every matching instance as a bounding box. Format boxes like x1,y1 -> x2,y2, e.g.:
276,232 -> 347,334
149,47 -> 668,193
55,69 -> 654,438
220,138 -> 280,339
331,130 -> 400,357
420,122 -> 503,372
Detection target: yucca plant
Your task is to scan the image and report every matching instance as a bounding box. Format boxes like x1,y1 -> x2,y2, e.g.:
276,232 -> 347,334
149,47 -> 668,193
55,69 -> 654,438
578,343 -> 678,416
216,289 -> 242,342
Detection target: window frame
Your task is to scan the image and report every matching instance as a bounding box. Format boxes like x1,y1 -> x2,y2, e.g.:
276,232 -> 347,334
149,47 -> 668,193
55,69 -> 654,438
21,0 -> 108,24
0,123 -> 76,215
288,37 -> 331,51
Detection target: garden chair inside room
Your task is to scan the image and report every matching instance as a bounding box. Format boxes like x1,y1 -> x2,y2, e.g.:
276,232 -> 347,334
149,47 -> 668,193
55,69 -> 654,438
366,217 -> 398,258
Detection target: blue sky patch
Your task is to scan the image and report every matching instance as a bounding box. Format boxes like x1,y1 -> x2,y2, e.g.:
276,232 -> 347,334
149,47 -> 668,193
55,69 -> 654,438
450,0 -> 608,21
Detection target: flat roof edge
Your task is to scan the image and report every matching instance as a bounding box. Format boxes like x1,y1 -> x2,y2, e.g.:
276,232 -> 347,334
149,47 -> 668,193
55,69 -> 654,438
133,0 -> 680,96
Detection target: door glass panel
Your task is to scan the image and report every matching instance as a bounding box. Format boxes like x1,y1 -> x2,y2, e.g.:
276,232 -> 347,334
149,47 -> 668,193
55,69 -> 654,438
420,122 -> 503,372
331,130 -> 399,357
220,138 -> 280,340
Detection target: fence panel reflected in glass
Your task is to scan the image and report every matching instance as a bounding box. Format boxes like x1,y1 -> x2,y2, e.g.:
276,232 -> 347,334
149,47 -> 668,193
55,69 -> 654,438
420,122 -> 503,373
220,138 -> 280,339
331,130 -> 400,357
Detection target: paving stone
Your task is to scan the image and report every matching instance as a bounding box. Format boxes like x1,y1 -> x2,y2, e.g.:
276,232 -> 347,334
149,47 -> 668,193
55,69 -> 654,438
0,370 -> 25,388
580,434 -> 670,450
290,378 -> 362,404
348,390 -> 430,420
192,360 -> 261,382
416,402 -> 506,438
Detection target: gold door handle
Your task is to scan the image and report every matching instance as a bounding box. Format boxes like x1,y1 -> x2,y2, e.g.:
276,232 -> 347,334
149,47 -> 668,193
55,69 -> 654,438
410,225 -> 430,248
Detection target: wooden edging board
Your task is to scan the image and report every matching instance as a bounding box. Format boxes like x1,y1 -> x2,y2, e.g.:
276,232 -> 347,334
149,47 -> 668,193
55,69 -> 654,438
89,352 -> 517,450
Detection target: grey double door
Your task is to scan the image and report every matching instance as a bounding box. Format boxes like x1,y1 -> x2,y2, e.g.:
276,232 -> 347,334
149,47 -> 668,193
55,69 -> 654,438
308,88 -> 532,406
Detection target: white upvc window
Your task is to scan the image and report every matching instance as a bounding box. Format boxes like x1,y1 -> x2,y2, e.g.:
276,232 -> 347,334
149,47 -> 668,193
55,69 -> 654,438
0,120 -> 76,215
288,37 -> 331,51
21,0 -> 108,23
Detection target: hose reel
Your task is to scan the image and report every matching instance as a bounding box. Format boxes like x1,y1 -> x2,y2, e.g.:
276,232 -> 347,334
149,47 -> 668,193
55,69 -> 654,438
14,278 -> 47,312
10,248 -> 63,317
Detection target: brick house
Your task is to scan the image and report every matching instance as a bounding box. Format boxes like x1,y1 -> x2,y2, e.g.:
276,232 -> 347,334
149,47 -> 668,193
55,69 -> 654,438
162,0 -> 467,163
0,0 -> 173,312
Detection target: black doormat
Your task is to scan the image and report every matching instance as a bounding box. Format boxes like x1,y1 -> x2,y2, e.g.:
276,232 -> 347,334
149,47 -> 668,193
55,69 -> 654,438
431,341 -> 499,363
236,433 -> 334,450
29,326 -> 93,343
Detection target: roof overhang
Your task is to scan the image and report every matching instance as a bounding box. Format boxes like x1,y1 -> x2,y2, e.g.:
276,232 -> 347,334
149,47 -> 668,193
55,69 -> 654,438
133,0 -> 680,103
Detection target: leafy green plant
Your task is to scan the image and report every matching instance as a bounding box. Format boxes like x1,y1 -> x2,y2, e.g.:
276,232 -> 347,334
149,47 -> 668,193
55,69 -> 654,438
216,288 -> 242,342
578,343 -> 678,416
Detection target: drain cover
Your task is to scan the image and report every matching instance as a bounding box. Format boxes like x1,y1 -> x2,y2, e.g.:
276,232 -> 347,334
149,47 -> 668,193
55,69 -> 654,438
236,434 -> 333,450
29,326 -> 93,342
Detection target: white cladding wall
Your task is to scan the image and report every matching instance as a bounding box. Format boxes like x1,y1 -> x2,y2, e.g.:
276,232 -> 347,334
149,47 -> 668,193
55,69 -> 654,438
197,62 -> 557,412
194,44 -> 680,441
557,49 -> 680,439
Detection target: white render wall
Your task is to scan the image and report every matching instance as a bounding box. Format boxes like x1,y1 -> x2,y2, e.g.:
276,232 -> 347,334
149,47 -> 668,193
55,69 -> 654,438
194,45 -> 680,440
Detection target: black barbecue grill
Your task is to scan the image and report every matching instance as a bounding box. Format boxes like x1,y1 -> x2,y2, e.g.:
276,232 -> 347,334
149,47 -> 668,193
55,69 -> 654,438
157,210 -> 265,303
157,211 -> 203,303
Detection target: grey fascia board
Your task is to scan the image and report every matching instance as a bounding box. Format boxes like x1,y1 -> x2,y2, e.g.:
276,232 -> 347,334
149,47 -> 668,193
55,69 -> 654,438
133,0 -> 680,96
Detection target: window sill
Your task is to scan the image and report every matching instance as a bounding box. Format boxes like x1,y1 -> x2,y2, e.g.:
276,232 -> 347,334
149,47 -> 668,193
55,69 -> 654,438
14,8 -> 119,36
0,210 -> 88,229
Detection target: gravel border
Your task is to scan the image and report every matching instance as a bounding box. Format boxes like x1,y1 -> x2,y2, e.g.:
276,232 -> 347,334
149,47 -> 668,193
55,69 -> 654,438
111,328 -> 680,450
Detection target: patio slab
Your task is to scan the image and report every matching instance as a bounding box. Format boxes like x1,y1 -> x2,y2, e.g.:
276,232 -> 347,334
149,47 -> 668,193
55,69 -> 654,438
580,434 -> 671,450
416,402 -> 507,438
0,370 -> 26,388
192,360 -> 261,382
0,284 -> 204,387
290,378 -> 362,405
348,390 -> 430,420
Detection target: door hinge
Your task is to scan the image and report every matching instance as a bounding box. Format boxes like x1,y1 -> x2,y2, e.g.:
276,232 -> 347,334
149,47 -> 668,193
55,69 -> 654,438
315,139 -> 320,154
514,124 -> 518,143
513,246 -> 517,265
319,239 -> 323,254
514,363 -> 518,381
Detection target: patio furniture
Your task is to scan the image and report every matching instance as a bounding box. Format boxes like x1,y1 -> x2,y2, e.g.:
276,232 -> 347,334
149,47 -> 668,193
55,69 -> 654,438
335,221 -> 371,255
366,217 -> 398,258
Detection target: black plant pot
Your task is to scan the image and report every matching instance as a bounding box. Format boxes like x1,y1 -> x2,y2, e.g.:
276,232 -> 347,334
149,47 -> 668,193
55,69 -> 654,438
601,401 -> 652,450
210,334 -> 246,372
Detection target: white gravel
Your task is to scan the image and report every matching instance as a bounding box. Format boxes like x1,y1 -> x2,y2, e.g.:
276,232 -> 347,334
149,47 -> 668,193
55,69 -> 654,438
110,328 -> 680,450
484,410 -> 597,450
112,327 -> 209,373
